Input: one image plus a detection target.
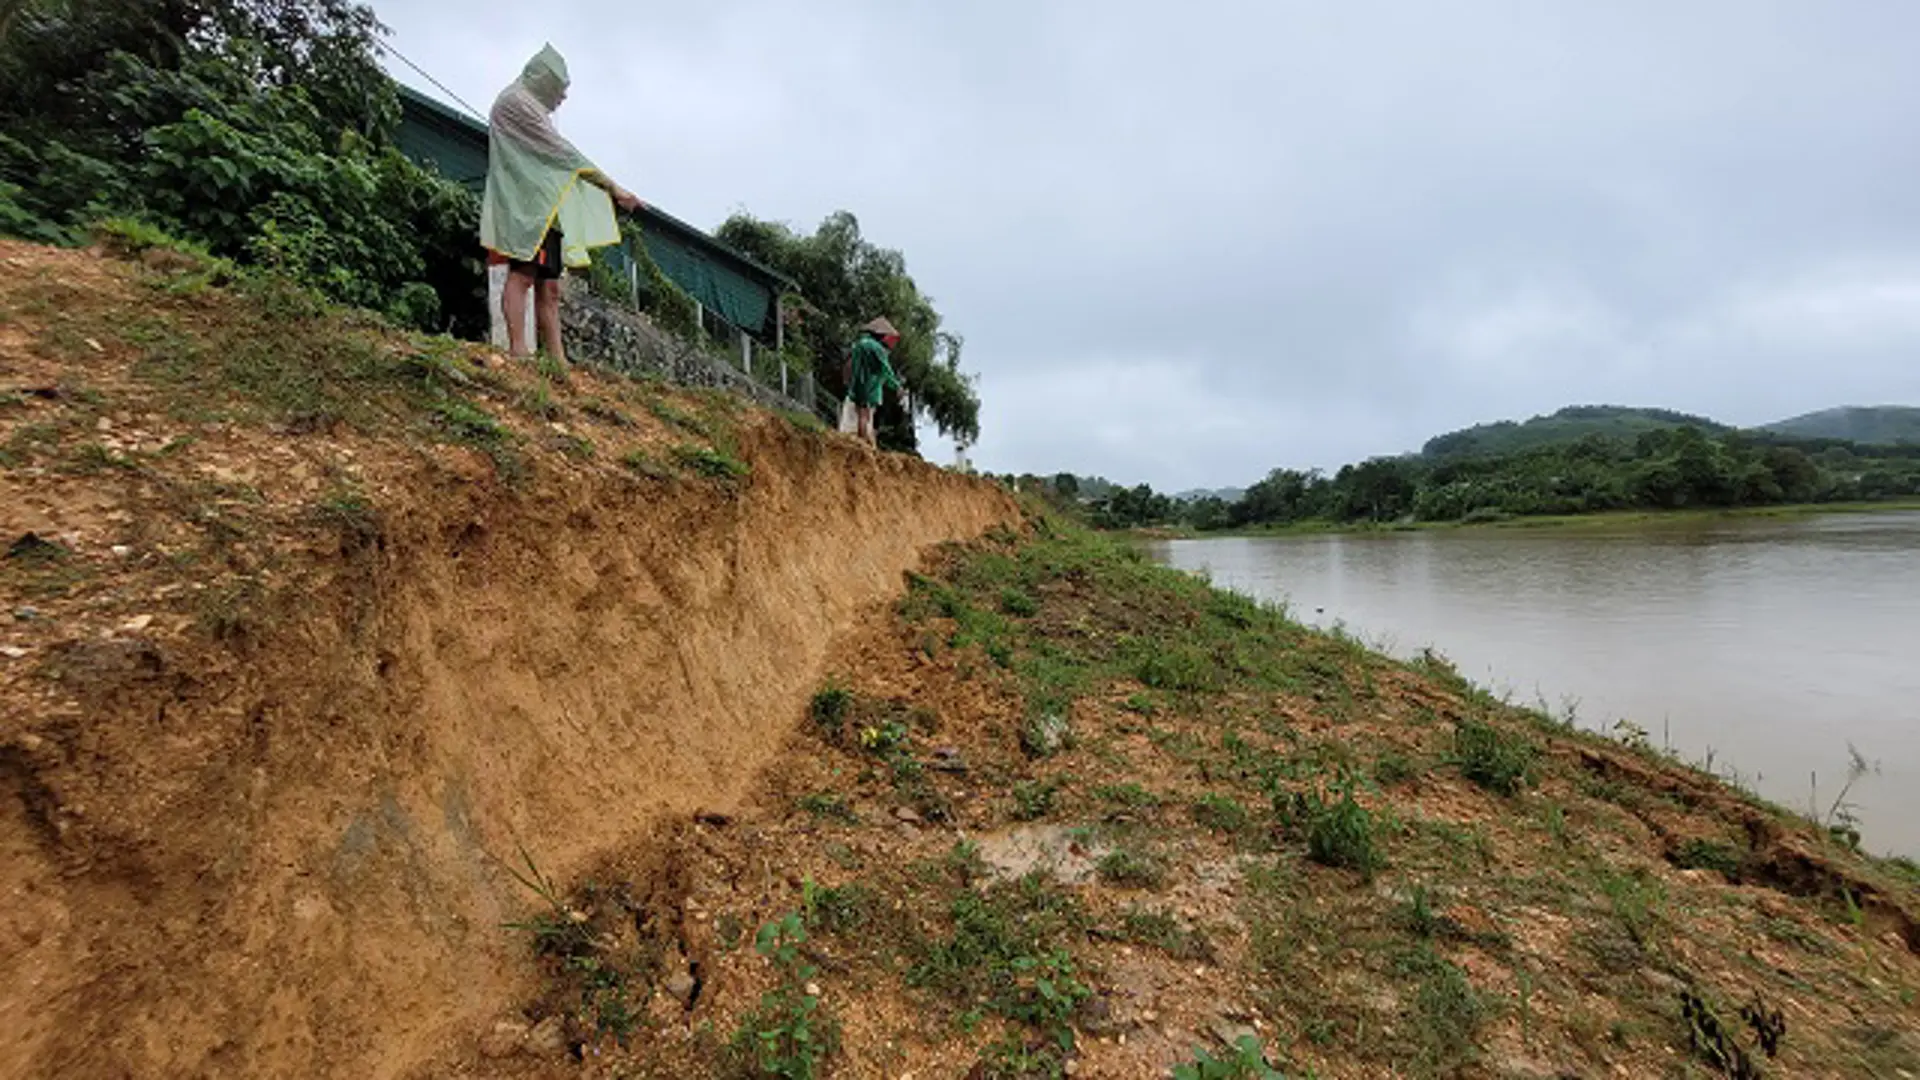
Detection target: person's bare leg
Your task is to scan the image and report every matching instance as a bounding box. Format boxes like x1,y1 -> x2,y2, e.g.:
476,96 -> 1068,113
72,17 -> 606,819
536,278 -> 566,366
857,406 -> 877,448
502,267 -> 535,358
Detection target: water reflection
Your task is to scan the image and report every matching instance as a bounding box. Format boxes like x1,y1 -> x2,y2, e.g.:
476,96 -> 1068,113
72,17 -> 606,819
1150,513 -> 1920,857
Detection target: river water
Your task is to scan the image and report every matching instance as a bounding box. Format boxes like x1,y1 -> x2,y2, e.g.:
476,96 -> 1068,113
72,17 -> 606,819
1148,512 -> 1920,858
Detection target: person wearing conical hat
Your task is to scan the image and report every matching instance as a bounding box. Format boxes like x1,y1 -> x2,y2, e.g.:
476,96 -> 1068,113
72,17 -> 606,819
481,44 -> 643,364
843,316 -> 903,448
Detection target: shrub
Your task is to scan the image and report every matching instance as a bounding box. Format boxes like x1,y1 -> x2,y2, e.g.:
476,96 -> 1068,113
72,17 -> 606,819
809,683 -> 853,737
1285,778 -> 1382,879
1454,718 -> 1535,796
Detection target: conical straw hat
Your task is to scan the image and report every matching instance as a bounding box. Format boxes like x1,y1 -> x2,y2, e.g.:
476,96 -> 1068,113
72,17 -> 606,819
864,316 -> 899,337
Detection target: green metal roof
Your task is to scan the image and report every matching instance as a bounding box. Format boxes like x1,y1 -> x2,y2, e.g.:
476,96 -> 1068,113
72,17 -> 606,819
394,83 -> 798,338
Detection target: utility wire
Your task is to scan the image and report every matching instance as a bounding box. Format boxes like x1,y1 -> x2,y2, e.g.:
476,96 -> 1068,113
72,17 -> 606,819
379,40 -> 486,122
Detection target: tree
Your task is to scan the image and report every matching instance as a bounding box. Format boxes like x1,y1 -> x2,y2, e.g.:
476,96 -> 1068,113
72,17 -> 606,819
0,0 -> 482,333
716,211 -> 980,453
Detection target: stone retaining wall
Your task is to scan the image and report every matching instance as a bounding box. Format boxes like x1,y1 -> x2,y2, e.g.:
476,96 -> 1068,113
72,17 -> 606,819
559,289 -> 814,416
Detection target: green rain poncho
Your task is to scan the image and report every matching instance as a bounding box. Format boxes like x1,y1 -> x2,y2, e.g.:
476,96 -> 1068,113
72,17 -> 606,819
848,333 -> 902,407
479,45 -> 621,267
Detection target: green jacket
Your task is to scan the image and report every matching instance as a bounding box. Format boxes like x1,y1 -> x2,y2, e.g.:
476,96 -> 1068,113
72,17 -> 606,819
847,334 -> 901,407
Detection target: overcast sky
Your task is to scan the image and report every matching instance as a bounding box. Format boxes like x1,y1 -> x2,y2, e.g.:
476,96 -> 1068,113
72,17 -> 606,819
375,1 -> 1920,491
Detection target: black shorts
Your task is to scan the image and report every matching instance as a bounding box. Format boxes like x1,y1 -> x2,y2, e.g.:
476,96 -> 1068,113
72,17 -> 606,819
509,227 -> 565,282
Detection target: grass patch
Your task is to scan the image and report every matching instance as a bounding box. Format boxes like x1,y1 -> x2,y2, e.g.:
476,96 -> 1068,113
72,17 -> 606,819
1671,838 -> 1744,878
1010,777 -> 1065,821
1284,778 -> 1382,879
1398,944 -> 1486,1072
1374,750 -> 1419,787
778,408 -> 827,434
647,399 -> 712,438
618,448 -> 671,479
1113,906 -> 1212,961
797,792 -> 859,824
1172,1036 -> 1285,1080
1191,793 -> 1252,834
514,380 -> 564,421
308,485 -> 380,548
1136,643 -> 1219,692
672,443 -> 749,482
1097,847 -> 1168,889
999,586 -> 1040,617
430,399 -> 509,446
730,913 -> 840,1079
801,879 -> 875,936
1454,718 -> 1535,796
579,397 -> 635,427
1092,782 -> 1161,812
907,875 -> 1090,1050
808,682 -> 854,739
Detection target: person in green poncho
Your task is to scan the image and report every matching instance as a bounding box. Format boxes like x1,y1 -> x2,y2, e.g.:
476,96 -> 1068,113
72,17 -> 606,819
843,316 -> 904,449
481,44 -> 643,364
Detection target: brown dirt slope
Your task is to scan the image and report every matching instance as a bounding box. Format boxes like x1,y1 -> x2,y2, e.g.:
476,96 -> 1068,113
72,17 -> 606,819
0,238 -> 1018,1079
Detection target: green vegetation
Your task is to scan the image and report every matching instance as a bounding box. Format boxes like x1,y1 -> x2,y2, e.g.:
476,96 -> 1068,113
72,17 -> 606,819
731,913 -> 840,1079
1172,1036 -> 1287,1080
502,848 -> 645,1048
1289,779 -> 1382,879
1454,718 -> 1535,796
716,211 -> 981,454
1763,405 -> 1920,446
1007,405 -> 1920,531
1191,792 -> 1253,834
672,443 -> 750,483
1422,405 -> 1729,458
907,876 -> 1091,1059
0,0 -> 483,333
477,519 -> 1916,1077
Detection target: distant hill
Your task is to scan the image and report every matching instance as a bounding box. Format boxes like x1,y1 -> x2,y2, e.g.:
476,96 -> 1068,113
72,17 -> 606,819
1422,405 -> 1729,459
1759,406 -> 1920,446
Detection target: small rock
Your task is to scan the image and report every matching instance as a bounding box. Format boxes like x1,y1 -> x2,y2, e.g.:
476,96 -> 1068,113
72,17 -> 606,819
1021,712 -> 1072,757
894,806 -> 923,824
15,606 -> 41,621
1141,1009 -> 1159,1025
85,338 -> 104,354
1064,1061 -> 1080,1076
95,416 -> 114,432
930,746 -> 968,773
110,545 -> 131,558
17,733 -> 46,754
120,615 -> 153,633
663,971 -> 698,1008
1209,1016 -> 1259,1049
0,646 -> 27,659
1075,994 -> 1119,1035
524,1015 -> 568,1057
803,981 -> 822,998
479,1019 -> 529,1059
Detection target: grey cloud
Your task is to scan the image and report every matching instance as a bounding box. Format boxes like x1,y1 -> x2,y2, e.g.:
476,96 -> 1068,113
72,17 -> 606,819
376,0 -> 1920,489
